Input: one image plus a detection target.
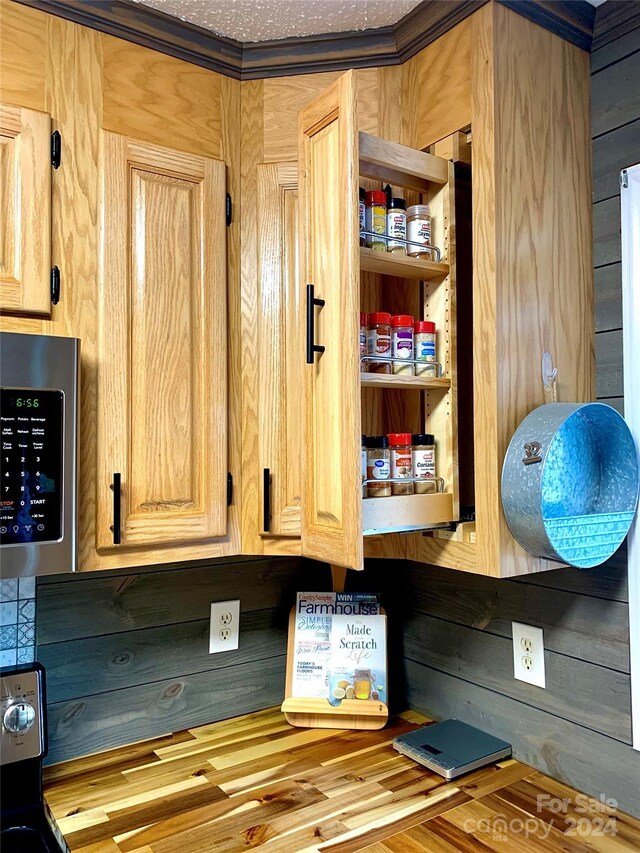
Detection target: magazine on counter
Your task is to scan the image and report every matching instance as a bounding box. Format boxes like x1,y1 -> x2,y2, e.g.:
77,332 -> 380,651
291,592 -> 386,706
328,613 -> 387,706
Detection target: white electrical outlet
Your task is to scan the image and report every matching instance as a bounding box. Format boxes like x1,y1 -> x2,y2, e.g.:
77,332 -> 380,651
512,622 -> 545,688
209,600 -> 240,653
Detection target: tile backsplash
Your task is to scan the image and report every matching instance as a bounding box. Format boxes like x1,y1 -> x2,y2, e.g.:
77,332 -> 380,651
0,577 -> 36,666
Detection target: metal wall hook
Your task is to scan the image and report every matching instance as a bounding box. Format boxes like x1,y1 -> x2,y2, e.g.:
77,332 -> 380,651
542,352 -> 558,402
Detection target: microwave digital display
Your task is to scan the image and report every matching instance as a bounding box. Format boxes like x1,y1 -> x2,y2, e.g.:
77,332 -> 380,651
1,388 -> 63,545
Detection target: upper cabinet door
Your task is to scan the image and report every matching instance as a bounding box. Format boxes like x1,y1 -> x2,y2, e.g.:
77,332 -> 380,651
97,132 -> 227,550
257,162 -> 302,537
299,71 -> 363,570
0,104 -> 51,316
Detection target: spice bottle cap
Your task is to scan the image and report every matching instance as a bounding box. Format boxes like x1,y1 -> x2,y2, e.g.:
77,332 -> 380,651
388,197 -> 406,211
359,187 -> 366,201
415,320 -> 436,333
364,435 -> 389,449
368,312 -> 392,325
388,433 -> 412,446
391,314 -> 415,327
407,204 -> 431,216
365,190 -> 387,206
412,434 -> 435,445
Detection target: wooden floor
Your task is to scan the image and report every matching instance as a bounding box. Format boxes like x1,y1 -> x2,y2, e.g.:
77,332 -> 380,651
43,707 -> 640,852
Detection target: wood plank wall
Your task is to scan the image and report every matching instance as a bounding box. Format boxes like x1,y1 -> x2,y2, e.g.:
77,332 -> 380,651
360,4 -> 640,818
37,558 -> 329,764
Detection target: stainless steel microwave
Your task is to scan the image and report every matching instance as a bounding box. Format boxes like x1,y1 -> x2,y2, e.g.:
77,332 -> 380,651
0,332 -> 79,577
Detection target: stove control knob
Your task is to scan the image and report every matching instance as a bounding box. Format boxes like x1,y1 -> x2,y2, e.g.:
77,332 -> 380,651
3,701 -> 36,734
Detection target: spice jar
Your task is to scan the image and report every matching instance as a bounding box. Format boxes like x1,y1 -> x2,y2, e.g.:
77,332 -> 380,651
367,312 -> 392,374
365,436 -> 391,498
412,434 -> 437,494
365,191 -> 387,251
391,314 -> 414,375
386,198 -> 407,254
359,312 -> 368,367
358,188 -> 366,246
407,204 -> 432,259
415,320 -> 437,377
389,433 -> 414,495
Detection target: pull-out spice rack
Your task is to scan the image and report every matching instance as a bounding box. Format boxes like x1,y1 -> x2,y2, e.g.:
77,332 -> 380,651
358,131 -> 459,535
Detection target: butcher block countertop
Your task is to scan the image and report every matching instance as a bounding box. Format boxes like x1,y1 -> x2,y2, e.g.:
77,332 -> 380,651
43,707 -> 640,853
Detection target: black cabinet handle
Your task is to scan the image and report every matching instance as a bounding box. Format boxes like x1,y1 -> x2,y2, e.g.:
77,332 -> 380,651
263,468 -> 272,533
306,284 -> 326,364
110,473 -> 121,545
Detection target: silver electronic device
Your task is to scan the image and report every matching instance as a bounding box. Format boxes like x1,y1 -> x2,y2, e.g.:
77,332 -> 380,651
1,665 -> 45,765
0,332 -> 79,577
393,719 -> 512,780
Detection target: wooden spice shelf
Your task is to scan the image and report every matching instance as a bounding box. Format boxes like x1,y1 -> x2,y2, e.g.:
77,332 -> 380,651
359,131 -> 449,190
362,491 -> 454,536
361,373 -> 451,390
360,247 -> 449,280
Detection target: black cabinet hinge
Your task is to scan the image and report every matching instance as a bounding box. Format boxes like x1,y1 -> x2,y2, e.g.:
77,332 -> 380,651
227,472 -> 233,506
50,266 -> 60,305
51,130 -> 61,169
226,193 -> 232,226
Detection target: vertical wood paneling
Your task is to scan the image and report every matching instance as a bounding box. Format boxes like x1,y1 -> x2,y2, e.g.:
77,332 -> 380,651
240,78 -> 265,555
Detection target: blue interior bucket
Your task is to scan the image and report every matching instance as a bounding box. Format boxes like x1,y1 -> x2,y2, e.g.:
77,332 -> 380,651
541,405 -> 639,568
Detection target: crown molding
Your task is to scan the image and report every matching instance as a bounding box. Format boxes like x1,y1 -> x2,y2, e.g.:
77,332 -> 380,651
591,0 -> 640,52
14,0 -> 596,81
498,0 -> 595,51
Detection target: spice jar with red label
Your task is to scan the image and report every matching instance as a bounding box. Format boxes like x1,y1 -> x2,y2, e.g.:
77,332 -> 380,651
414,320 -> 437,377
391,314 -> 414,375
367,312 -> 392,374
389,433 -> 414,495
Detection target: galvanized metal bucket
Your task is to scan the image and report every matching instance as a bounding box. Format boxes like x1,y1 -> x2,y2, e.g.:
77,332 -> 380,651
501,402 -> 639,568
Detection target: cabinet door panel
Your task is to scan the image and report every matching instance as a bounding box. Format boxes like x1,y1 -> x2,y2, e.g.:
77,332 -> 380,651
299,71 -> 362,569
257,163 -> 301,536
0,104 -> 51,316
97,132 -> 227,549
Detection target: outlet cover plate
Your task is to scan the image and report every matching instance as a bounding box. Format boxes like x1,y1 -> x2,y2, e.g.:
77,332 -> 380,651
209,600 -> 240,654
512,622 -> 546,688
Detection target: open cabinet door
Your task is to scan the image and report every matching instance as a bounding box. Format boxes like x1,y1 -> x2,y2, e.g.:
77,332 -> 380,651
299,71 -> 363,570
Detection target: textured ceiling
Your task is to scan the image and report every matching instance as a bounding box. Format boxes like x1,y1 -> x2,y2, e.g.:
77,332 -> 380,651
132,0 -> 423,42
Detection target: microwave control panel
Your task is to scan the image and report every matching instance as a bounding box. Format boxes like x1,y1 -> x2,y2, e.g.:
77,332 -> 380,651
0,388 -> 64,545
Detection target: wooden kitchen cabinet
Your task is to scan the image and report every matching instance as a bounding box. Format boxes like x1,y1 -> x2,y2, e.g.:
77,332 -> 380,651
298,72 -> 459,571
0,103 -> 52,317
96,132 -> 228,550
256,162 -> 303,539
279,3 -> 593,578
405,3 -> 593,578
